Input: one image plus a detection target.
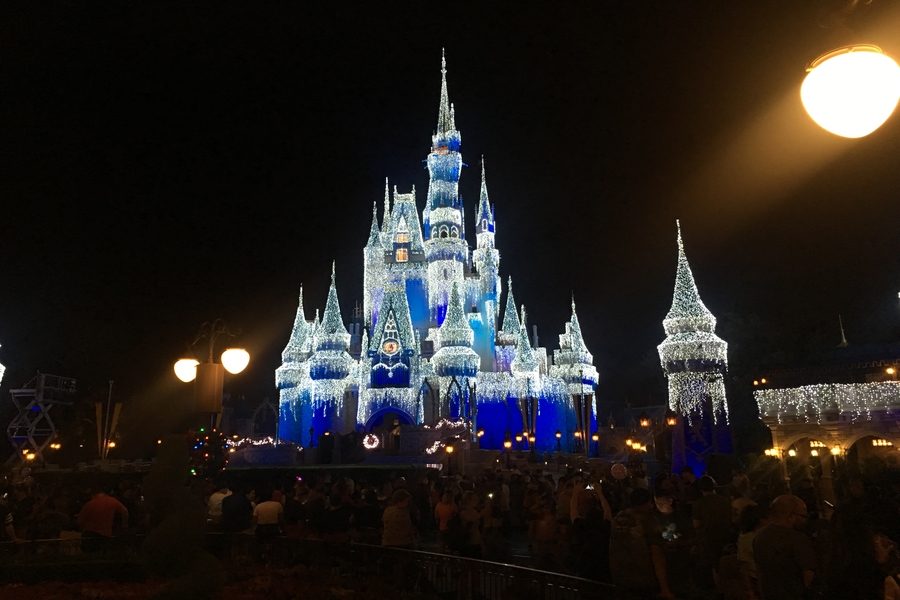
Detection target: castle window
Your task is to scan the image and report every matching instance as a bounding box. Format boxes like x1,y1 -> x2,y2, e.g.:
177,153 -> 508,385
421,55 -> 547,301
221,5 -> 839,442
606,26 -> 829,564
481,219 -> 487,231
395,248 -> 408,263
450,226 -> 459,238
440,226 -> 449,238
395,231 -> 409,244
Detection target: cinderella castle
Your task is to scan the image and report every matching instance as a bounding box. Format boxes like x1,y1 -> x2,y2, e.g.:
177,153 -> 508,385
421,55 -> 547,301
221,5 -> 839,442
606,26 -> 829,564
275,53 -> 599,452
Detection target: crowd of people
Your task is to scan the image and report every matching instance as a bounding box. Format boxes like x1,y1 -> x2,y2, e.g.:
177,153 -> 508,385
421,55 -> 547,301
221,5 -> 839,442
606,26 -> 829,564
1,460 -> 899,599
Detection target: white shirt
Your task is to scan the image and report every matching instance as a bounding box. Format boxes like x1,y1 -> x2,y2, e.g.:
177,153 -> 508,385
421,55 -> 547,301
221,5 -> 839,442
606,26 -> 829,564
208,489 -> 231,518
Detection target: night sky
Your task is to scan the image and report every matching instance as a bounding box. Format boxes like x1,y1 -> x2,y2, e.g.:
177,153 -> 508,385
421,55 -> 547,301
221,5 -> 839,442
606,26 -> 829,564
2,2 -> 899,449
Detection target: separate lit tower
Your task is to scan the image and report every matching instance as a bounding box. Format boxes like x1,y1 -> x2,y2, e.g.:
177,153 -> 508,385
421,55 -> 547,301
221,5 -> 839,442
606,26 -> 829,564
471,158 -> 500,370
657,220 -> 730,475
424,51 -> 468,325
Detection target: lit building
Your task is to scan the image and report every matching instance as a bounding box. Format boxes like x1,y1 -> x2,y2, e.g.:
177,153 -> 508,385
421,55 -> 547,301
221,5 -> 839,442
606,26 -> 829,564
657,221 -> 731,474
275,53 -> 598,451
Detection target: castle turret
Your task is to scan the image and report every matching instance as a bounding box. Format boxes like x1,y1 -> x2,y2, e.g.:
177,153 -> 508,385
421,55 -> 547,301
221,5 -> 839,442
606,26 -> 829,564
551,297 -> 598,394
364,202 -> 385,327
471,157 -> 500,370
309,263 -> 355,414
432,282 -> 479,378
424,51 -> 468,325
275,285 -> 313,441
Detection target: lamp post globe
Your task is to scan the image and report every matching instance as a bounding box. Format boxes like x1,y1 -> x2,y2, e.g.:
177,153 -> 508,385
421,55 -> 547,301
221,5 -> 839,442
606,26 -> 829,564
221,348 -> 250,374
801,45 -> 900,138
174,359 -> 200,383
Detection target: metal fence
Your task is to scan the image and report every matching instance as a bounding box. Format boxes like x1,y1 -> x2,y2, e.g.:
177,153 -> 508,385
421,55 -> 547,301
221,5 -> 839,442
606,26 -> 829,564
0,535 -> 615,599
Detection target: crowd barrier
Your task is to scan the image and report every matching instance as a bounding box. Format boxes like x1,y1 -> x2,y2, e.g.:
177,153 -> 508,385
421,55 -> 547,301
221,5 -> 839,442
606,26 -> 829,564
0,534 -> 615,599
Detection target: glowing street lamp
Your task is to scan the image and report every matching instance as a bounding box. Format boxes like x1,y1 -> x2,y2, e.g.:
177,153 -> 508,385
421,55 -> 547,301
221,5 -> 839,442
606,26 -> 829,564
174,359 -> 200,383
175,319 -> 249,427
801,45 -> 900,138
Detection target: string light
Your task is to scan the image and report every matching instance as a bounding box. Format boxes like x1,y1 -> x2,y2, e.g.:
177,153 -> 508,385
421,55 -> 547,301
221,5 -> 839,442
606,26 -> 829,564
755,381 -> 900,424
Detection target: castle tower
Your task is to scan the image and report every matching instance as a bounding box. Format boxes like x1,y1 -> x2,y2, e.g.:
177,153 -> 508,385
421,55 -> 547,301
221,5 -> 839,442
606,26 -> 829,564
471,158 -> 500,370
308,263 -> 355,434
657,220 -> 730,474
363,202 -> 385,328
385,187 -> 430,331
275,285 -> 312,442
432,281 -> 479,419
550,297 -> 599,444
424,51 -> 468,325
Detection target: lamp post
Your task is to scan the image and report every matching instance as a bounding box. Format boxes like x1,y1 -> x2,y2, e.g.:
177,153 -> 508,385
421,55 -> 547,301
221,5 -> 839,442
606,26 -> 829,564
555,430 -> 562,452
174,319 -> 250,430
446,443 -> 455,476
591,433 -> 600,458
503,437 -> 512,469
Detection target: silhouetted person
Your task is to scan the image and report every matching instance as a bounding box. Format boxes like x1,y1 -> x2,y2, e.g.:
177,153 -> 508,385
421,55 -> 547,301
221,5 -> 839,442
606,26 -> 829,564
753,494 -> 815,600
221,486 -> 252,533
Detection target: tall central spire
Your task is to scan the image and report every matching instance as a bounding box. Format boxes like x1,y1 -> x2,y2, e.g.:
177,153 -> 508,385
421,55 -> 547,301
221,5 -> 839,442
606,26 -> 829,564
436,48 -> 455,136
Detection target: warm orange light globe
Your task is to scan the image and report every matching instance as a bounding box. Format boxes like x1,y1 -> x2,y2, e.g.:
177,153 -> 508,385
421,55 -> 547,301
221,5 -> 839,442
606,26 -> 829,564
174,358 -> 200,382
801,45 -> 900,138
221,348 -> 250,374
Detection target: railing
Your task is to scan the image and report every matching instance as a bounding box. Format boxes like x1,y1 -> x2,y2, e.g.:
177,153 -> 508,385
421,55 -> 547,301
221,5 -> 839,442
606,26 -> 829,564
0,534 -> 615,599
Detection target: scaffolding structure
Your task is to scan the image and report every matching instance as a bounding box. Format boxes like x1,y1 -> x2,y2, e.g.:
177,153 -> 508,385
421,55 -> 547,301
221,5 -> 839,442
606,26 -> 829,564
6,373 -> 76,463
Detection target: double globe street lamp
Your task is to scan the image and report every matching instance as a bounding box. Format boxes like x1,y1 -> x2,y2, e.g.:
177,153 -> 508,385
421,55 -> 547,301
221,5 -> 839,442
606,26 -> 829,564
174,319 -> 250,430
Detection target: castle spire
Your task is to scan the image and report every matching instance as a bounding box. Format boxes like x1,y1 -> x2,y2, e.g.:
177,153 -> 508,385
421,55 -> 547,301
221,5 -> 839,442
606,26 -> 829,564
663,219 -> 716,335
381,178 -> 392,237
366,202 -> 380,247
477,156 -> 493,225
511,305 -> 538,372
281,284 -> 311,362
437,48 -> 453,135
568,294 -> 591,358
438,281 -> 474,347
320,262 -> 350,345
501,276 -> 520,334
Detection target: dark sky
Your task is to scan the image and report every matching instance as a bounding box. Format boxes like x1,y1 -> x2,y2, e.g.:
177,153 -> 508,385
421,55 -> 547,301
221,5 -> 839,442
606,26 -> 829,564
2,2 -> 899,438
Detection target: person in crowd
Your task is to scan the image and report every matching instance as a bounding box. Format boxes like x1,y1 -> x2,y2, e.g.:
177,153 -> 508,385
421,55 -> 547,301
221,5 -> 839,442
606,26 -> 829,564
874,531 -> 900,600
735,502 -> 766,597
207,480 -> 231,526
693,475 -> 734,588
609,487 -> 675,600
381,489 -> 416,548
753,494 -> 816,600
77,484 -> 129,551
252,489 -> 284,539
434,491 -> 458,550
221,484 -> 253,533
458,490 -> 484,558
0,489 -> 22,543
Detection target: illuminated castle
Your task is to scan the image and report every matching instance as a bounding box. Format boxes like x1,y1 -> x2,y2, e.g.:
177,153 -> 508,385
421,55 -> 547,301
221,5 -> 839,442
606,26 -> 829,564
275,53 -> 598,451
